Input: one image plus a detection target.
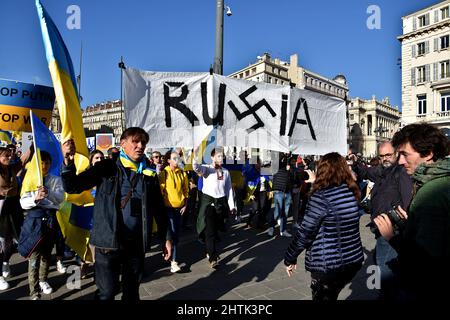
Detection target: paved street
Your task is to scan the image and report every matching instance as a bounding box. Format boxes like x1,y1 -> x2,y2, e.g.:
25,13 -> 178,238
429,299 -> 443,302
0,212 -> 378,301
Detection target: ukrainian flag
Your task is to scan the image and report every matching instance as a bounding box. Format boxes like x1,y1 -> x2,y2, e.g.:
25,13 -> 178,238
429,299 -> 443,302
0,130 -> 15,146
35,0 -> 91,195
198,126 -> 218,165
21,111 -> 63,195
36,1 -> 94,260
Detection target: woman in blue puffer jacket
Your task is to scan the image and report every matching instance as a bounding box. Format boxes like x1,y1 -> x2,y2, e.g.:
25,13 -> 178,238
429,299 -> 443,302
284,152 -> 364,301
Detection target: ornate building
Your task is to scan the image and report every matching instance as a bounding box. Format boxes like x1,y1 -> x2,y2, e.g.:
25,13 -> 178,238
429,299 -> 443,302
228,53 -> 349,100
348,96 -> 401,157
82,100 -> 124,144
398,0 -> 450,130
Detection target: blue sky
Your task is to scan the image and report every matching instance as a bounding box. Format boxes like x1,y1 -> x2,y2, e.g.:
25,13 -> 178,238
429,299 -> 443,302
0,0 -> 441,110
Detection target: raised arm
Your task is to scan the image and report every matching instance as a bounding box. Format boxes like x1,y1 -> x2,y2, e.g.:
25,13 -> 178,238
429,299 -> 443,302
60,139 -> 105,194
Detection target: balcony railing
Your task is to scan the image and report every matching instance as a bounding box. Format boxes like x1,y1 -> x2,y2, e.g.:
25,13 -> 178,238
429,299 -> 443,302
437,111 -> 450,117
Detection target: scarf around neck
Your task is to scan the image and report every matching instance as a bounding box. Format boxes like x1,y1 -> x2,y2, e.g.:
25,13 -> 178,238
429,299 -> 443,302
119,150 -> 156,177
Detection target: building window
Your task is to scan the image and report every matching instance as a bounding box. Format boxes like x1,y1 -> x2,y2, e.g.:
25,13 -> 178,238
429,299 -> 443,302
418,14 -> 429,27
417,42 -> 426,55
442,6 -> 449,19
252,67 -> 256,74
274,78 -> 278,84
268,76 -> 272,83
441,92 -> 450,112
441,35 -> 449,49
245,70 -> 250,77
417,95 -> 427,115
417,66 -> 426,83
350,114 -> 354,120
441,60 -> 450,79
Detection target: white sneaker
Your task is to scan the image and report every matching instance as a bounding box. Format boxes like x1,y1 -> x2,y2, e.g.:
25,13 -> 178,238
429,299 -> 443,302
170,261 -> 181,273
2,262 -> 10,278
0,276 -> 9,291
281,230 -> 292,237
277,218 -> 281,227
56,260 -> 67,274
39,281 -> 53,294
267,227 -> 274,237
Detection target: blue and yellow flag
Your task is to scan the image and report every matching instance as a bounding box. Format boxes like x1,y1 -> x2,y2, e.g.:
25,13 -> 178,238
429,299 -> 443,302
0,130 -> 15,146
21,111 -> 63,195
35,0 -> 91,194
57,202 -> 94,262
197,126 -> 218,165
36,1 -> 93,260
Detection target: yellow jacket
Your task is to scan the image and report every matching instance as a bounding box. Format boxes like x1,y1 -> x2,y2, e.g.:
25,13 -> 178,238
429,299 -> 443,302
159,166 -> 189,208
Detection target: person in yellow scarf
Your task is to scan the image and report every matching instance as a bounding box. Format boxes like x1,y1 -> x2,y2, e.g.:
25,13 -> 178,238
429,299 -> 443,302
60,127 -> 172,300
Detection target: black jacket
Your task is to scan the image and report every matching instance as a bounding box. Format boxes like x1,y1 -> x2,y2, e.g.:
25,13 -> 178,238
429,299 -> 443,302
272,168 -> 294,193
353,163 -> 413,217
61,158 -> 169,253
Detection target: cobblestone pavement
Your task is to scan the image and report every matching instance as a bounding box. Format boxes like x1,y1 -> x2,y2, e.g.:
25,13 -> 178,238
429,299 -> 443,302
0,212 -> 378,300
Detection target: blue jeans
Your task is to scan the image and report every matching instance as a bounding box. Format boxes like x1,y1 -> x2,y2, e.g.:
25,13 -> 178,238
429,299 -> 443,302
375,236 -> 398,298
167,208 -> 182,263
272,191 -> 292,233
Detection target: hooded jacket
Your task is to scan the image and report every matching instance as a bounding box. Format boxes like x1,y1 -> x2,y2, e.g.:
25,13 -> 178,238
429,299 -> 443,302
389,157 -> 450,298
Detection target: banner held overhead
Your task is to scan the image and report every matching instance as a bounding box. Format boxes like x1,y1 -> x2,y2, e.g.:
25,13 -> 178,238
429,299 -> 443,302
124,68 -> 347,155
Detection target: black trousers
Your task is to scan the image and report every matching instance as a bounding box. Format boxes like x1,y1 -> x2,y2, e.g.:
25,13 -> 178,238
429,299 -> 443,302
54,219 -> 65,258
247,191 -> 270,228
205,206 -> 219,262
310,263 -> 361,301
94,239 -> 144,300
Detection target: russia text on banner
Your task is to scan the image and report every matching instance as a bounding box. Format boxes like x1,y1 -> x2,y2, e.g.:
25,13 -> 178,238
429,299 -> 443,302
0,79 -> 54,132
35,0 -> 92,205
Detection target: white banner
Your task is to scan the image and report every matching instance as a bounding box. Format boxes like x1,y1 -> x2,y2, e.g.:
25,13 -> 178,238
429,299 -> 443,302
124,68 -> 347,155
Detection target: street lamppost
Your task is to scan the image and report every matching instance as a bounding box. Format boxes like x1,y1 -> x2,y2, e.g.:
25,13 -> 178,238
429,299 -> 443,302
213,0 -> 232,75
118,56 -> 126,134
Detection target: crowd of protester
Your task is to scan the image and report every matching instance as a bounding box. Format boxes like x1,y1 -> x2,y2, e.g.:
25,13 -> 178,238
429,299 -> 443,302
0,122 -> 448,301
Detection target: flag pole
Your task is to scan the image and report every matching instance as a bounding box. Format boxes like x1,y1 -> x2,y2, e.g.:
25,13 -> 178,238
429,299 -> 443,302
77,41 -> 83,102
29,110 -> 43,187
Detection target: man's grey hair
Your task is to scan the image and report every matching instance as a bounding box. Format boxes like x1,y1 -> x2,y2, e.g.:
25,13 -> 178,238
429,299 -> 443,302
377,141 -> 394,154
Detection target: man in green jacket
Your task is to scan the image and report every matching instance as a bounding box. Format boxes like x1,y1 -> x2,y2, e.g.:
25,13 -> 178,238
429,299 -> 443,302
375,123 -> 450,300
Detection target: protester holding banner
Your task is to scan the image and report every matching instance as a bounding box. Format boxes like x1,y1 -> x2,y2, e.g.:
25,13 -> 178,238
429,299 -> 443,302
193,147 -> 236,268
61,127 -> 172,300
0,145 -> 32,291
159,151 -> 189,273
19,151 -> 65,300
